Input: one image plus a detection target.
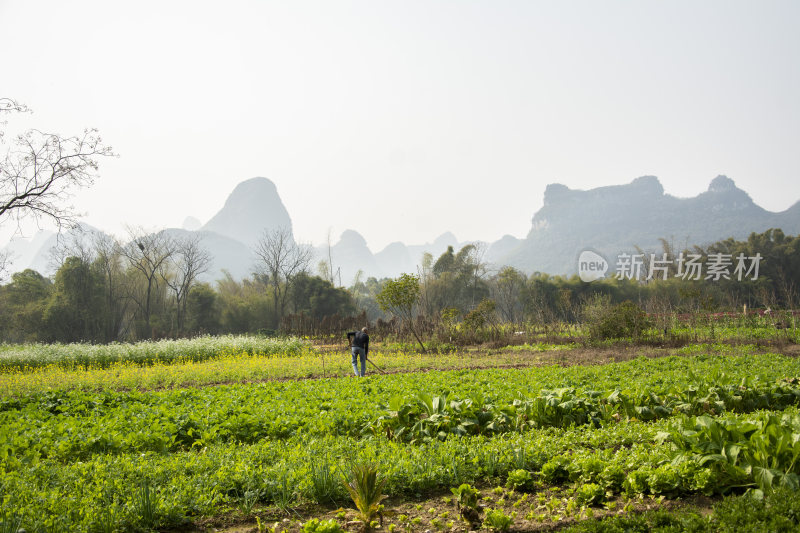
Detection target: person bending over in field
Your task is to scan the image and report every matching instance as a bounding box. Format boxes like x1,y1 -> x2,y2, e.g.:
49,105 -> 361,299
347,327 -> 370,377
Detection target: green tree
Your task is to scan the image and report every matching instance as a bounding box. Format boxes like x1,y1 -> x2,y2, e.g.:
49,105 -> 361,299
186,283 -> 220,334
289,273 -> 355,320
91,233 -> 129,342
43,256 -> 104,342
0,269 -> 51,341
376,273 -> 426,352
492,266 -> 527,323
349,276 -> 386,321
427,244 -> 490,315
216,272 -> 273,333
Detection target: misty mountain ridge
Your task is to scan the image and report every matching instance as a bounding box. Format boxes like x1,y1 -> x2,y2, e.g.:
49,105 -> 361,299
3,175 -> 799,284
503,175 -> 800,274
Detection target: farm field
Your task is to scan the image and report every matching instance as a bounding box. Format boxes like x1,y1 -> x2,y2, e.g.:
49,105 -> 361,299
2,333 -> 800,532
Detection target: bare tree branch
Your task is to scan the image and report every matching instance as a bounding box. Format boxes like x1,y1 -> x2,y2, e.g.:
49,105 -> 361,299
0,98 -> 115,234
0,248 -> 11,283
165,235 -> 211,335
120,227 -> 176,338
253,227 -> 312,326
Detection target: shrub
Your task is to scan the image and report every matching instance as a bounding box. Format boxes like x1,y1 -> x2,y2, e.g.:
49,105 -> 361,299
587,301 -> 652,341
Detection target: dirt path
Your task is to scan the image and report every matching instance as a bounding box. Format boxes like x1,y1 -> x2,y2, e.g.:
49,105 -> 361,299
182,483 -> 719,532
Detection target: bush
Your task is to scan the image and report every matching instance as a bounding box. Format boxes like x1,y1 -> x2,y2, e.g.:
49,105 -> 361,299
586,300 -> 652,341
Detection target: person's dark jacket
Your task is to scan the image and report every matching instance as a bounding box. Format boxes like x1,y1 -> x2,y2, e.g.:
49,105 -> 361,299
347,331 -> 369,356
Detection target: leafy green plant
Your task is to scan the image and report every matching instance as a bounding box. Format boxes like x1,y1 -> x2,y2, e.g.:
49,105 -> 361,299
575,483 -> 605,506
450,483 -> 481,525
450,483 -> 479,510
506,469 -> 533,490
662,412 -> 800,495
483,508 -> 513,532
647,465 -> 682,496
541,455 -> 571,484
623,470 -> 651,495
302,518 -> 344,533
343,463 -> 388,528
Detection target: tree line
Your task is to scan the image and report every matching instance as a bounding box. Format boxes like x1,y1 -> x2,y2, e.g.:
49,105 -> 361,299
2,227 -> 797,344
0,227 -> 355,343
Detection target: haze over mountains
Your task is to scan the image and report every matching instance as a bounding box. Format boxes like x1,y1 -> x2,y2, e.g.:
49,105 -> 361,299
503,175 -> 800,275
3,176 -> 799,284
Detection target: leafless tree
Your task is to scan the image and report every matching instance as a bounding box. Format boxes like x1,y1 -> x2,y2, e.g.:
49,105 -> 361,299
0,248 -> 11,283
0,97 -> 115,233
121,228 -> 176,338
253,227 -> 312,326
165,235 -> 211,335
48,224 -> 96,270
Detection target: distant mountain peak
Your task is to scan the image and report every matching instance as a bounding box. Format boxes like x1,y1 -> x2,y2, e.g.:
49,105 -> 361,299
630,175 -> 664,195
226,177 -> 279,202
339,229 -> 367,247
433,232 -> 458,247
201,177 -> 292,248
543,183 -> 571,206
708,175 -> 737,192
182,216 -> 202,231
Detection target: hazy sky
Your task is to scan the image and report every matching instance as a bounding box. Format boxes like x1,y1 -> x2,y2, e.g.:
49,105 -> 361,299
1,1 -> 799,252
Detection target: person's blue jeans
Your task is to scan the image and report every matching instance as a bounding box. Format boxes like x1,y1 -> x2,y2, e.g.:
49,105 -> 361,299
351,346 -> 366,377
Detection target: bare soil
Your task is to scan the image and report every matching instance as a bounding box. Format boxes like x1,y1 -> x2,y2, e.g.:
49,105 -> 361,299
179,484 -> 718,532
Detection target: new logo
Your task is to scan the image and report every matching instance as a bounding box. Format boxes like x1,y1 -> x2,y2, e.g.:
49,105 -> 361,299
578,250 -> 608,282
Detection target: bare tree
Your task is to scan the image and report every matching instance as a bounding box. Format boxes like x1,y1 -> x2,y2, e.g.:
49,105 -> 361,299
121,228 -> 176,338
253,227 -> 312,327
48,224 -> 96,270
1,97 -> 114,232
165,235 -> 211,335
0,248 -> 10,283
